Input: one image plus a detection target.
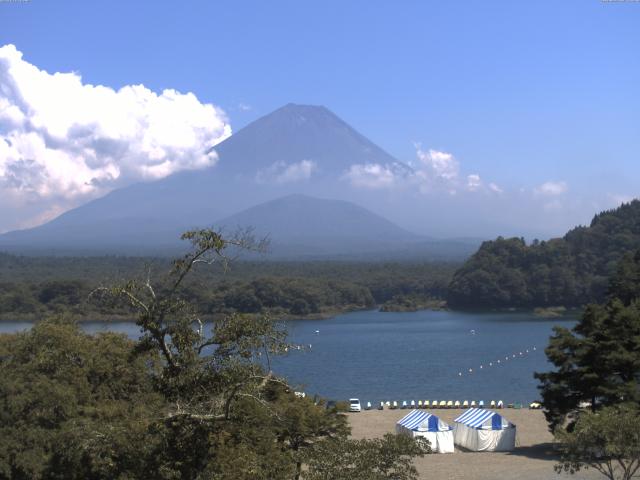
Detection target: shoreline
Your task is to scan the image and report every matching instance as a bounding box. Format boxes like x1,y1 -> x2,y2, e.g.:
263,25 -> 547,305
0,304 -> 582,323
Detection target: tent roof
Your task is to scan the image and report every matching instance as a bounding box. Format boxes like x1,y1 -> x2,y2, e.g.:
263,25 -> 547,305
397,409 -> 449,432
454,408 -> 511,429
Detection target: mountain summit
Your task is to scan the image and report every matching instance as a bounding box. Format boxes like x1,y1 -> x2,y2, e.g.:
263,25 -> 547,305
210,103 -> 403,177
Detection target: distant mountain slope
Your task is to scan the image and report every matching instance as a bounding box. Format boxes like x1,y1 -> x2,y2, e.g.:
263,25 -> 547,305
447,200 -> 640,308
0,104 -> 411,254
218,194 -> 420,256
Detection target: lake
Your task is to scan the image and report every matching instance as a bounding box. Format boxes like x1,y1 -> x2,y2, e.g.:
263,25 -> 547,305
0,309 -> 575,405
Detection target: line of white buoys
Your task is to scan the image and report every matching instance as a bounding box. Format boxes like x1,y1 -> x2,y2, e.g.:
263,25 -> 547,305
457,346 -> 538,377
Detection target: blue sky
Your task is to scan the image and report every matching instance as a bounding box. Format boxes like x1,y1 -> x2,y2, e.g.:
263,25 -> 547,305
0,0 -> 639,236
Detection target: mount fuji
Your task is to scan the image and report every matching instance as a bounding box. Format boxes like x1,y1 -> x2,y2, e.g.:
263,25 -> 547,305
0,104 -> 477,258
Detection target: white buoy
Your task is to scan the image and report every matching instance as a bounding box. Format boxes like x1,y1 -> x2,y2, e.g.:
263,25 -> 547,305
489,362 -> 493,366
480,365 -> 483,369
458,372 -> 462,376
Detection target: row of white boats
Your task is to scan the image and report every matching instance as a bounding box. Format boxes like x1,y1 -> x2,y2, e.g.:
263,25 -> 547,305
362,400 -> 542,410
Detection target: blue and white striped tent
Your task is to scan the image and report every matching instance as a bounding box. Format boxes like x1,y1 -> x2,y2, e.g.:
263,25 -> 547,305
396,410 -> 454,453
453,408 -> 516,451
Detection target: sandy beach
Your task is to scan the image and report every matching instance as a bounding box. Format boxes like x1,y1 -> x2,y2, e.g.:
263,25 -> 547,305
347,409 -> 602,480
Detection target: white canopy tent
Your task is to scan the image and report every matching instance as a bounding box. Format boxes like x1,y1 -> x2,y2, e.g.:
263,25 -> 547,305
396,410 -> 454,453
453,408 -> 516,452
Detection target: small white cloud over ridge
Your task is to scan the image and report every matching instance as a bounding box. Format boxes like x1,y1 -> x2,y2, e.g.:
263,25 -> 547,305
488,182 -> 503,194
534,181 -> 568,196
342,163 -> 399,188
256,159 -> 317,184
466,174 -> 482,192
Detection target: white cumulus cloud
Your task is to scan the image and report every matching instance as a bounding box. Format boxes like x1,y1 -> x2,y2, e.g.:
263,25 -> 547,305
534,181 -> 568,196
255,159 -> 317,184
0,44 -> 231,230
415,146 -> 459,182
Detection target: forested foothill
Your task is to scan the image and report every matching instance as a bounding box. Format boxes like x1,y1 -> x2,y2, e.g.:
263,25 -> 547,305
448,200 -> 640,309
0,253 -> 457,321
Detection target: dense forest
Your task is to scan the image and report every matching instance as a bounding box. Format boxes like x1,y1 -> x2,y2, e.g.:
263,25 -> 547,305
0,255 -> 457,320
0,230 -> 429,479
448,200 -> 640,308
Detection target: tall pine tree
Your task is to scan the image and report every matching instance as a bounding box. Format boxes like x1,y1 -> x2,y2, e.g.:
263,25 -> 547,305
535,250 -> 640,430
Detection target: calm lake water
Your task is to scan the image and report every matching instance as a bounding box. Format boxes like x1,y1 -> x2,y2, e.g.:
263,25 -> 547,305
0,310 -> 575,405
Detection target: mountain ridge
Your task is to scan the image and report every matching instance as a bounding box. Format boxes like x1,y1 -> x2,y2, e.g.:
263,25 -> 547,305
216,193 -> 422,257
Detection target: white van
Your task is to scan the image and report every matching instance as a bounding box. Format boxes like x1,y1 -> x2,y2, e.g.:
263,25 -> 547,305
349,398 -> 362,412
